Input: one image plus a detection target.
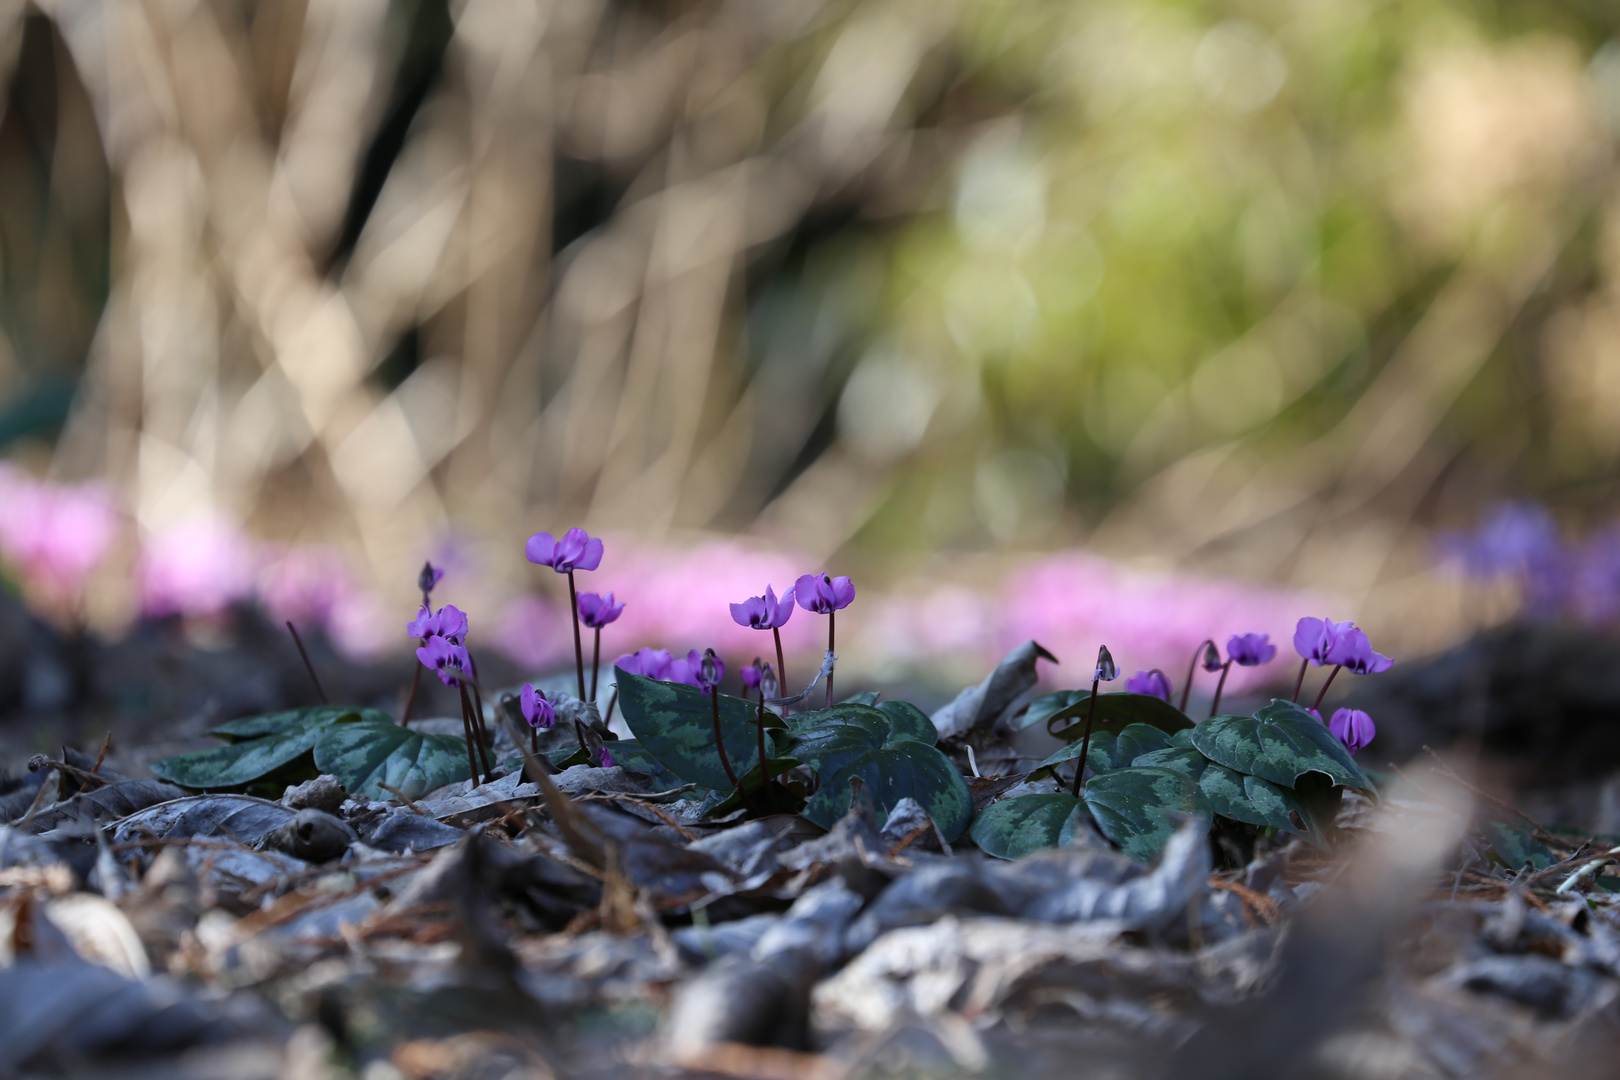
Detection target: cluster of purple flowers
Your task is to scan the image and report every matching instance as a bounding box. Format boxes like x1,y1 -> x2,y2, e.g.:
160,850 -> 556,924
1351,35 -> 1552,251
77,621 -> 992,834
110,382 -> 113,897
411,603 -> 471,686
1439,500 -> 1620,624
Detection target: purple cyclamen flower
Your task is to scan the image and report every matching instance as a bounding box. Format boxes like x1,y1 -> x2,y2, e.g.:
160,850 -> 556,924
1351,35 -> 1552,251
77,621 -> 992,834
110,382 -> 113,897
1226,632 -> 1277,667
662,654 -> 703,688
1324,625 -> 1393,674
408,603 -> 469,644
1329,708 -> 1376,754
615,647 -> 674,679
525,527 -> 604,574
740,661 -> 763,691
1293,616 -> 1357,666
577,591 -> 625,629
692,648 -> 724,694
520,683 -> 555,730
794,573 -> 855,614
1125,669 -> 1171,700
416,634 -> 470,687
730,584 -> 795,630
598,746 -> 615,768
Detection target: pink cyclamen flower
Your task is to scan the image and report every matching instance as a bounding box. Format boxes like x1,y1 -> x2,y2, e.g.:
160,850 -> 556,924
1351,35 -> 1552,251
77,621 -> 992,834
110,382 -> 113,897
417,634 -> 470,687
520,683 -> 555,729
794,573 -> 855,614
730,584 -> 795,629
614,647 -> 674,679
408,603 -> 469,644
525,528 -> 604,573
599,746 -> 615,768
1226,633 -> 1277,667
577,591 -> 625,629
1125,670 -> 1171,700
1329,708 -> 1376,754
740,661 -> 763,691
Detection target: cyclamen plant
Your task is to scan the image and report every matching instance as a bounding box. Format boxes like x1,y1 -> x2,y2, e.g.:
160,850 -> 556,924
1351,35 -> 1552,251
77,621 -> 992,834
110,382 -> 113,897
526,527 -> 604,700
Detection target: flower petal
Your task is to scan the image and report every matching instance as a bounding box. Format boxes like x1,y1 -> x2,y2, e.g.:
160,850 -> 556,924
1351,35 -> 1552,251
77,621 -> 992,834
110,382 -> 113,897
525,532 -> 557,567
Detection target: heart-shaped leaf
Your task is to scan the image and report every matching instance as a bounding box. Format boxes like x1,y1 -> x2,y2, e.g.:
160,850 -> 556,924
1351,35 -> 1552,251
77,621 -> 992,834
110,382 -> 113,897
313,719 -> 472,800
876,700 -> 938,745
786,704 -> 971,840
1035,723 -> 1173,778
1130,746 -> 1209,777
1021,691 -> 1193,737
841,690 -> 883,706
970,793 -> 1087,860
1195,762 -> 1307,835
152,707 -> 347,788
616,668 -> 782,792
1191,700 -> 1373,793
1081,766 -> 1206,861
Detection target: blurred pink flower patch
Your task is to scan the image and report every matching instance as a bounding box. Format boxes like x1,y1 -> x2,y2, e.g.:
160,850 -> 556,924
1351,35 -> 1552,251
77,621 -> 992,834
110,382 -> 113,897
138,515 -> 260,618
0,466 -> 119,603
1004,554 -> 1323,696
494,595 -> 576,671
258,545 -> 393,659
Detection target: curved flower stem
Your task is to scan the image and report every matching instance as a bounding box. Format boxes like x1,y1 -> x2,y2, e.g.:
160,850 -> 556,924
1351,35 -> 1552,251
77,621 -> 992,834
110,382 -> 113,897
567,570 -> 586,701
825,611 -> 836,708
604,688 -> 619,727
1311,665 -> 1343,712
711,690 -> 740,790
466,679 -> 494,779
772,627 -> 789,718
1179,640 -> 1214,713
1208,660 -> 1233,718
590,627 -> 601,702
1070,677 -> 1102,798
400,662 -> 422,726
1291,659 -> 1309,702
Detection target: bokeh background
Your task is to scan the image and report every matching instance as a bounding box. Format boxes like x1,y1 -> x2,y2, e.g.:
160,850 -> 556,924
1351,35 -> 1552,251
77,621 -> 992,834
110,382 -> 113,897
2,0 -> 1620,701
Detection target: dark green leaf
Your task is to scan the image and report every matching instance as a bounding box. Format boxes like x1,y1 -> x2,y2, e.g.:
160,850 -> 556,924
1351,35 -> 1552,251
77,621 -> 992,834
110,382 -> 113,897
1035,723 -> 1173,777
1131,746 -> 1210,777
597,739 -> 684,787
1197,763 -> 1306,835
786,704 -> 971,841
970,793 -> 1087,859
1481,821 -> 1554,871
151,716 -> 327,788
615,668 -> 775,792
207,706 -> 384,742
1082,766 -> 1206,861
841,691 -> 883,706
1190,700 -> 1373,792
875,700 -> 937,745
1022,691 -> 1194,737
313,719 -> 470,800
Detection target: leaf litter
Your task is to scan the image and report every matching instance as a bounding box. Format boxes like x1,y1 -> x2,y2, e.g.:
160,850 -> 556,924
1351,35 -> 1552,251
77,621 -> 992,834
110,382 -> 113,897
3,647 -> 1620,1079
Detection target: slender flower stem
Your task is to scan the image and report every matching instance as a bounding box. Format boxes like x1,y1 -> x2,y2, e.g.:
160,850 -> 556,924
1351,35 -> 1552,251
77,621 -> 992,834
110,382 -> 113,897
1291,658 -> 1309,702
756,690 -> 771,814
1179,640 -> 1214,713
573,718 -> 591,757
590,627 -> 601,701
825,610 -> 836,708
400,662 -> 422,726
1311,665 -> 1343,712
567,570 -> 586,701
604,688 -> 619,727
772,627 -> 789,718
531,723 -> 539,756
711,690 -> 740,789
285,621 -> 328,704
1209,660 -> 1233,718
456,682 -> 483,784
1070,677 -> 1102,798
463,678 -> 494,780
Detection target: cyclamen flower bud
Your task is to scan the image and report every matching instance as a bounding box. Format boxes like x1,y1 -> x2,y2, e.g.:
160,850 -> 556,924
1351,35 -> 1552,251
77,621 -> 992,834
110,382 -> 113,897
520,683 -> 555,730
1201,641 -> 1224,672
1094,645 -> 1118,683
759,662 -> 779,701
598,746 -> 615,768
418,561 -> 443,597
740,660 -> 763,691
699,648 -> 722,689
1329,708 -> 1376,754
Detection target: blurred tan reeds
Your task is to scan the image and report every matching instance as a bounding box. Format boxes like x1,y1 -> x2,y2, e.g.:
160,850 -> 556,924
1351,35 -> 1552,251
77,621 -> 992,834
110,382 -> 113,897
0,2 -> 1618,656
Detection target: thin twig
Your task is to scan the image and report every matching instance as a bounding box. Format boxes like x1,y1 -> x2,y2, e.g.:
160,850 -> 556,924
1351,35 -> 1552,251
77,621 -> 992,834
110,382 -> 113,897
377,782 -> 430,815
75,732 -> 113,796
285,621 -> 328,703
